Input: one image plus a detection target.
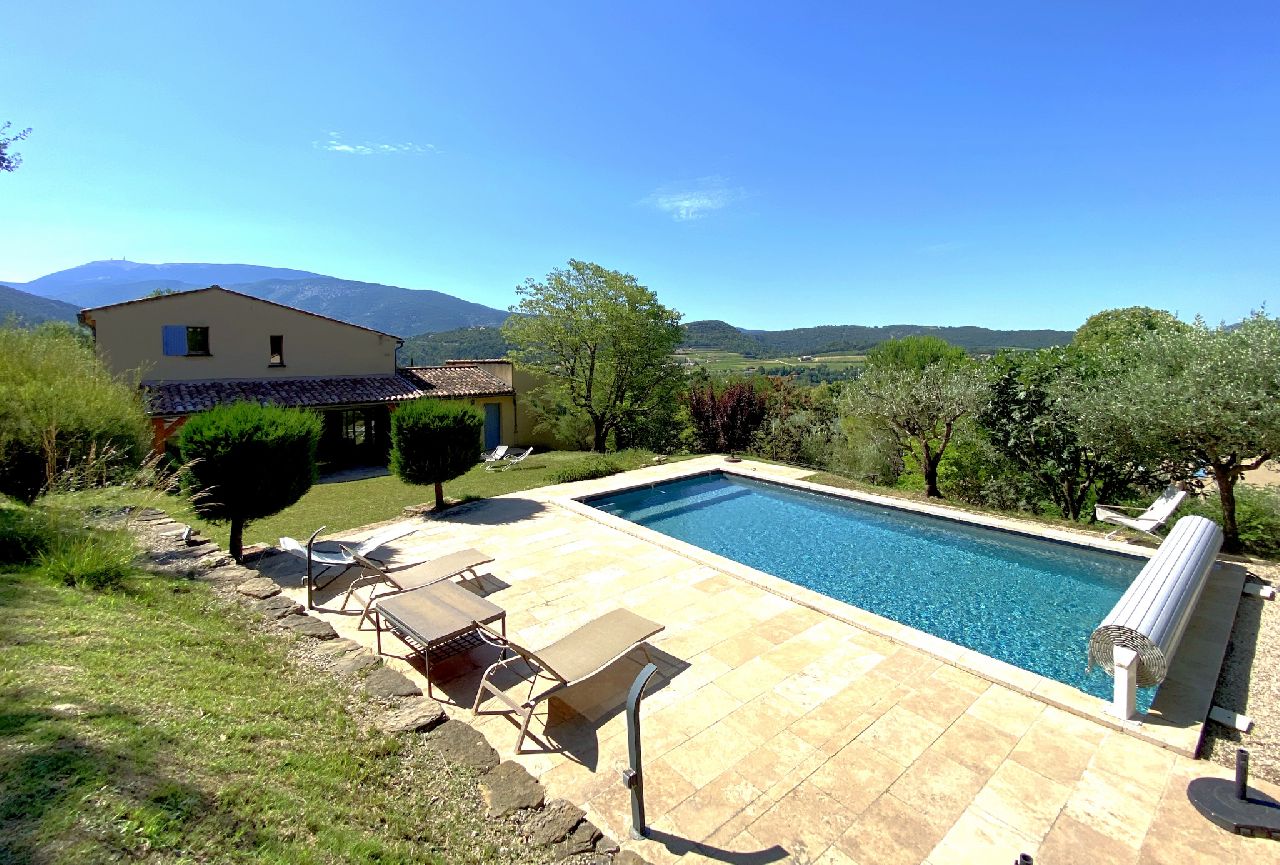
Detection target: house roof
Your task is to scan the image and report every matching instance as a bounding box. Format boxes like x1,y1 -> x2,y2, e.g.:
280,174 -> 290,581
142,365 -> 514,416
79,285 -> 401,341
401,365 -> 513,398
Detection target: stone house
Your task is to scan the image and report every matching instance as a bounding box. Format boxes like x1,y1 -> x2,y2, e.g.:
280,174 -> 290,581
79,286 -> 525,465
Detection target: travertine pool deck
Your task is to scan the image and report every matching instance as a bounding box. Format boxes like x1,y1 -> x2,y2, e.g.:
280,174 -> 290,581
254,457 -> 1279,864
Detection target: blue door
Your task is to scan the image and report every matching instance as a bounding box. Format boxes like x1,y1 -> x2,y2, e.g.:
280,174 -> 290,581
484,403 -> 501,450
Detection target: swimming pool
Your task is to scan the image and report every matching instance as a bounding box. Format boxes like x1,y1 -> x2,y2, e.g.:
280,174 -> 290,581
584,471 -> 1152,708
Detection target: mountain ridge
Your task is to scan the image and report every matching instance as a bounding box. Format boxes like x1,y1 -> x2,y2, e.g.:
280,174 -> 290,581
5,260 -> 510,337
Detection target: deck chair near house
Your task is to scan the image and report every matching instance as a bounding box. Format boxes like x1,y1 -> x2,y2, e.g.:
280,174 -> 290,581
343,547 -> 496,629
496,446 -> 534,471
279,524 -> 420,608
481,445 -> 510,471
1095,486 -> 1188,540
472,609 -> 665,752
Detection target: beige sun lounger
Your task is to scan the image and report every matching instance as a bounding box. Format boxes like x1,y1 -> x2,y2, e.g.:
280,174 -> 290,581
1096,485 -> 1187,540
472,609 -> 665,752
343,547 -> 495,629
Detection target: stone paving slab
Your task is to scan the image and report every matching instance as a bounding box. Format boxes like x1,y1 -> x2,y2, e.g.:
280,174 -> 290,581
252,456 -> 1280,865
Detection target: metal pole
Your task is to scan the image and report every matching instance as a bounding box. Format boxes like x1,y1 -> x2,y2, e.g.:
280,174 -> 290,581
621,662 -> 659,839
1237,749 -> 1249,801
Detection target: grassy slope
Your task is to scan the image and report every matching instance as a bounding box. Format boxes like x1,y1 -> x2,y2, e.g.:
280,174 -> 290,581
0,569 -> 537,865
66,450 -> 676,552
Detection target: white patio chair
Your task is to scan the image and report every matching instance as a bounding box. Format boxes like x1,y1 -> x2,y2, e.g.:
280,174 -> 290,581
1095,486 -> 1187,540
482,445 -> 510,471
279,523 -> 419,607
497,446 -> 534,471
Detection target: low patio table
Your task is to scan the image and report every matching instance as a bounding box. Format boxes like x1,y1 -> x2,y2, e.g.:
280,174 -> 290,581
373,581 -> 506,697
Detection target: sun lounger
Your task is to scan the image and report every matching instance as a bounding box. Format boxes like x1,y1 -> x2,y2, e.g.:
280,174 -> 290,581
495,446 -> 534,471
373,581 -> 507,698
1095,485 -> 1187,540
343,547 -> 495,629
481,445 -> 509,470
472,609 -> 665,751
279,524 -> 419,608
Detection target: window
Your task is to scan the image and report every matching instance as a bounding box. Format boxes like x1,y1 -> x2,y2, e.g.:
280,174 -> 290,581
341,410 -> 366,446
269,334 -> 284,366
162,325 -> 210,356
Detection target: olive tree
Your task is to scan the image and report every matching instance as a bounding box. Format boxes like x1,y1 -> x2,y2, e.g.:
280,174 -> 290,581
1073,312 -> 1280,552
178,402 -> 322,560
844,337 -> 986,498
503,260 -> 683,453
389,399 -> 483,510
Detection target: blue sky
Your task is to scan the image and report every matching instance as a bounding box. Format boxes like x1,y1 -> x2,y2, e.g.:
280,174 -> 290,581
1,2 -> 1276,330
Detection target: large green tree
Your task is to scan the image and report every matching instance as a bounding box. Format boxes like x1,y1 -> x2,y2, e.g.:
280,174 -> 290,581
1073,313 -> 1280,552
980,348 -> 1146,520
388,399 -> 483,510
845,336 -> 986,498
503,260 -> 684,453
178,402 -> 322,560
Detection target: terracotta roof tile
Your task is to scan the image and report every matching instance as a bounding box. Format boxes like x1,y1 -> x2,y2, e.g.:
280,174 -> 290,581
142,366 -> 513,416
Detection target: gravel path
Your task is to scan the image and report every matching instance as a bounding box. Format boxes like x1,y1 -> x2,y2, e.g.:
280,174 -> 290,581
1204,557 -> 1280,783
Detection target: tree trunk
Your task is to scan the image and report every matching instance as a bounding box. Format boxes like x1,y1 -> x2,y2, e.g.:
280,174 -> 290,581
1213,463 -> 1241,553
434,480 -> 445,511
229,517 -> 244,562
592,417 -> 609,453
921,441 -> 943,498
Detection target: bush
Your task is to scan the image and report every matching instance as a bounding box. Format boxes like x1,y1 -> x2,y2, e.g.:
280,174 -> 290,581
178,402 -> 322,560
389,399 -> 484,510
548,455 -> 622,483
0,499 -> 52,565
0,323 -> 150,503
1179,484 -> 1280,559
36,523 -> 136,590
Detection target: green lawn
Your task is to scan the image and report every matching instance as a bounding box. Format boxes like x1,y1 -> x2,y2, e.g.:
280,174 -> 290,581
0,567 -> 540,864
68,449 -> 678,552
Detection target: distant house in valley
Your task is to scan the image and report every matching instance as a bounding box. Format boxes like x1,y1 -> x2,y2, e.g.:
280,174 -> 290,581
79,286 -> 523,466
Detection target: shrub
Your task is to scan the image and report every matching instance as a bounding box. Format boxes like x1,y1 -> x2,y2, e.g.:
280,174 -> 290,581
0,498 -> 52,565
389,399 -> 484,510
687,381 -> 768,454
0,323 -> 150,503
548,455 -> 622,484
1178,484 -> 1280,559
178,402 -> 322,560
36,523 -> 136,590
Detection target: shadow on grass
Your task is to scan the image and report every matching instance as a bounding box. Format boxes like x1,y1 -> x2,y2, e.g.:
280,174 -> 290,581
0,699 -> 259,863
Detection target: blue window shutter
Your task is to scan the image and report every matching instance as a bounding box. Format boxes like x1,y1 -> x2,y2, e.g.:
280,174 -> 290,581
162,325 -> 186,356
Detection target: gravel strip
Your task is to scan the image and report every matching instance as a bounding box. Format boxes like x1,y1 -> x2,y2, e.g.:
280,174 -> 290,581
1203,557 -> 1280,784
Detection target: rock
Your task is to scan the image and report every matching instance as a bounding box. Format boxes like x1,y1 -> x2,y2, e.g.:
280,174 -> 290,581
236,577 -> 282,599
595,835 -> 619,854
479,761 -> 545,817
132,508 -> 168,522
363,666 -> 422,698
375,697 -> 446,734
334,652 -> 381,676
313,638 -> 362,657
613,852 -> 649,865
528,799 -> 586,847
205,565 -> 255,584
253,595 -> 303,620
279,614 -> 338,640
552,820 -> 601,859
427,719 -> 500,772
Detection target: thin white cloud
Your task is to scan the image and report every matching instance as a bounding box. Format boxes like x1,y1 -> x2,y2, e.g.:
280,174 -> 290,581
918,241 -> 969,256
315,132 -> 435,155
643,176 -> 745,221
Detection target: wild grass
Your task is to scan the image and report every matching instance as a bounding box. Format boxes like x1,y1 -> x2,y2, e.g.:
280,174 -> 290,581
0,567 -> 543,864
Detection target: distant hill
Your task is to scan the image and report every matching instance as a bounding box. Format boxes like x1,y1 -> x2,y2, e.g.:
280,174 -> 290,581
5,260 -> 509,337
0,284 -> 80,325
398,326 -> 510,366
401,318 -> 1074,365
685,320 -> 1073,355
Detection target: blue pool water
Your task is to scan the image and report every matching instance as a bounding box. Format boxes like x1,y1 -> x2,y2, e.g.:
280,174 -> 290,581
586,472 -> 1153,708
